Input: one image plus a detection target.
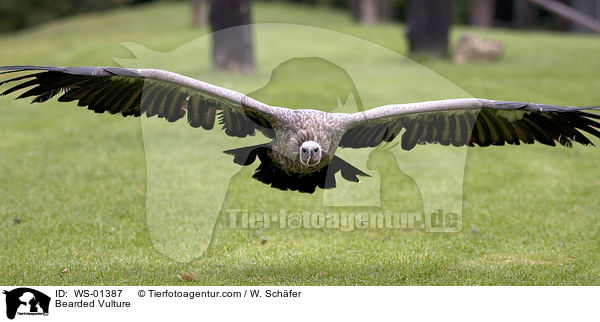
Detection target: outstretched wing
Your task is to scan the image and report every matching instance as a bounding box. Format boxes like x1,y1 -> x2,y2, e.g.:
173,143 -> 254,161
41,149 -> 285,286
340,98 -> 600,150
0,66 -> 284,137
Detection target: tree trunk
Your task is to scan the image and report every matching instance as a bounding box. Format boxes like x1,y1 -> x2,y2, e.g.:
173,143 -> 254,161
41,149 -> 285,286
406,0 -> 452,57
209,0 -> 254,73
350,0 -> 361,21
469,0 -> 495,27
351,0 -> 393,24
191,0 -> 204,27
359,0 -> 379,25
379,0 -> 393,21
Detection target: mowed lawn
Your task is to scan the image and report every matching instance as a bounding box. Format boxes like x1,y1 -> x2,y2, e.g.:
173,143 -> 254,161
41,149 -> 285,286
1,2 -> 599,285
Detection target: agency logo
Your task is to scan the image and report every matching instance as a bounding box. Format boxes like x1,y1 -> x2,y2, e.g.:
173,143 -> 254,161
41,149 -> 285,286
3,288 -> 50,320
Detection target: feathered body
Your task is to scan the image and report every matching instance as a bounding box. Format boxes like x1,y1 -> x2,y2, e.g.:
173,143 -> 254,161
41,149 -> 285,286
270,109 -> 344,174
1,65 -> 599,193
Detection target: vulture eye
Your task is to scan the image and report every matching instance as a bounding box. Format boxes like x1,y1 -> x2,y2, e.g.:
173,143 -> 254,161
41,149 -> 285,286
302,148 -> 307,153
314,147 -> 319,152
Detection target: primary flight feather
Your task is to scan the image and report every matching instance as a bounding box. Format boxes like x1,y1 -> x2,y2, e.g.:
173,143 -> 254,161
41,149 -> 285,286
1,65 -> 599,193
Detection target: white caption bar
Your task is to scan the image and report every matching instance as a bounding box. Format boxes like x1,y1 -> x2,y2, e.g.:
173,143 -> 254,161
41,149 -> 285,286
1,286 -> 597,321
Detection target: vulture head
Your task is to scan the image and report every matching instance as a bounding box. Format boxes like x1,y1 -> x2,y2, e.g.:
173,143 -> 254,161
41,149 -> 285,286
299,141 -> 322,166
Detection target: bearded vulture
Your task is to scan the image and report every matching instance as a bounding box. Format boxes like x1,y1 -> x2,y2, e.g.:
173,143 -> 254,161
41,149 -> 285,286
1,66 -> 599,193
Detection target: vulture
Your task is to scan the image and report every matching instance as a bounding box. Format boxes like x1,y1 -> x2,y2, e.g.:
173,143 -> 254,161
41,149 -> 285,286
1,65 -> 599,193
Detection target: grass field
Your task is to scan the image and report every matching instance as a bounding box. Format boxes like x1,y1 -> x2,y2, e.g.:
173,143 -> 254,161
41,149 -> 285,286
1,2 -> 599,285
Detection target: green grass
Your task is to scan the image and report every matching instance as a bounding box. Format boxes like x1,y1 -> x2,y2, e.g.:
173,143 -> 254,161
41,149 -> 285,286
1,1 -> 600,285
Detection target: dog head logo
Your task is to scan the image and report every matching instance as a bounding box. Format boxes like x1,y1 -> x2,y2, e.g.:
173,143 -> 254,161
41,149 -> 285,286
3,288 -> 50,319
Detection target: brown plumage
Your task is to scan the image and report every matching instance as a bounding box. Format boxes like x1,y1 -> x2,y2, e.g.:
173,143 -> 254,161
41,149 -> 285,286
1,65 -> 599,193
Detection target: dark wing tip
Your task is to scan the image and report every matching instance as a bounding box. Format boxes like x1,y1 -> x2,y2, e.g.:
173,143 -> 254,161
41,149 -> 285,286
494,100 -> 600,112
0,65 -> 57,75
0,65 -> 144,78
0,65 -> 267,138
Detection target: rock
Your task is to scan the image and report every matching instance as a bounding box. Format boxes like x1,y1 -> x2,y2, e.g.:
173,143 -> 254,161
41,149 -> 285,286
454,33 -> 504,64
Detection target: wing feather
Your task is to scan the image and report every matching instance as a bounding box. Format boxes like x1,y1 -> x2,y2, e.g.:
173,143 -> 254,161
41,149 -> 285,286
121,83 -> 144,117
0,66 -> 285,138
341,98 -> 600,150
166,91 -> 186,122
449,114 -> 462,146
186,96 -> 203,128
145,85 -> 169,117
202,101 -> 218,130
401,118 -> 424,150
78,79 -> 114,107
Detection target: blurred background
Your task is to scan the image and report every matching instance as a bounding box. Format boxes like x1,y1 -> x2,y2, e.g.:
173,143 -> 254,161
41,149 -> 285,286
1,0 -> 599,69
3,0 -> 600,33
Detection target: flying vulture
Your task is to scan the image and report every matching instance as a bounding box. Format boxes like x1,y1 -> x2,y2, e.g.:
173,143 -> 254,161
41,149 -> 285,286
1,66 -> 599,193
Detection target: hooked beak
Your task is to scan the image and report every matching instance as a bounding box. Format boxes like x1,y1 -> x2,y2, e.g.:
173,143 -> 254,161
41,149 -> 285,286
302,149 -> 313,166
